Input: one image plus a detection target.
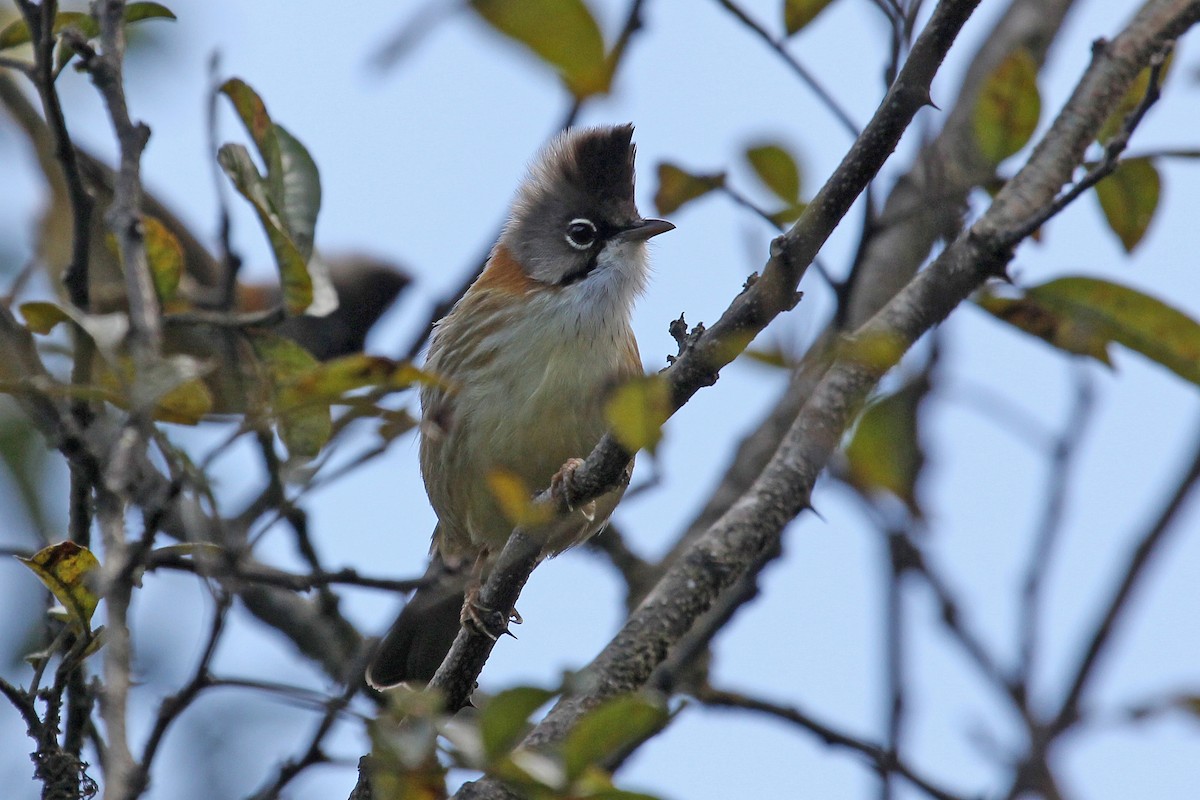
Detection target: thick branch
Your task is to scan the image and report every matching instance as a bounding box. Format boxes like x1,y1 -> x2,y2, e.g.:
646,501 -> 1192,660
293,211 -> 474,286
427,0 -> 982,715
665,0 -> 1079,573
455,2 -> 1200,791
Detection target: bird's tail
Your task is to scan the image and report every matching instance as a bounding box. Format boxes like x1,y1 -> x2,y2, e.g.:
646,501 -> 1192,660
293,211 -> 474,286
367,552 -> 467,689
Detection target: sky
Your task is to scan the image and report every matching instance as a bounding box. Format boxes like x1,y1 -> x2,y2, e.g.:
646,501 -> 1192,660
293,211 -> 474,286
2,1 -> 1200,798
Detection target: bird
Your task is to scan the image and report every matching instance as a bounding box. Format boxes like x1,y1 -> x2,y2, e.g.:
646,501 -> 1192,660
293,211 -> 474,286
367,124 -> 673,689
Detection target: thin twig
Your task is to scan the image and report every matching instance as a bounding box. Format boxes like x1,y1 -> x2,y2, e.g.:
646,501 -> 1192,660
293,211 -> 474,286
145,549 -> 425,593
15,0 -> 94,309
248,649 -> 372,800
1016,369 -> 1094,690
137,591 -> 232,779
712,0 -> 860,137
697,686 -> 970,800
1053,420 -> 1200,732
717,184 -> 839,289
881,529 -> 911,800
0,675 -> 42,732
914,551 -> 1016,701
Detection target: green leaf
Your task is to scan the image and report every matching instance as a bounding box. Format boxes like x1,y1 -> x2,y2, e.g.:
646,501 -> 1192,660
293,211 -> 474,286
88,355 -> 214,424
604,375 -> 672,455
218,143 -> 313,314
219,78 -> 280,175
283,354 -> 433,403
123,2 -> 177,25
742,346 -> 796,370
1094,157 -> 1161,253
131,356 -> 214,423
219,78 -> 291,234
561,694 -> 667,782
784,0 -> 837,35
1097,52 -> 1174,144
973,48 -> 1041,165
746,143 -> 801,204
844,378 -> 927,517
20,302 -> 130,361
219,80 -> 323,297
977,276 -> 1200,385
20,301 -> 71,335
653,163 -> 724,215
0,12 -> 93,50
143,216 -> 184,304
17,542 -> 101,632
480,687 -> 556,762
0,5 -> 173,71
249,331 -> 329,457
274,124 -> 322,261
471,0 -> 611,98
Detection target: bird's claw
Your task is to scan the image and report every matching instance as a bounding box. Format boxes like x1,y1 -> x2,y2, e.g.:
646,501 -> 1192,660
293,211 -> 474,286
461,586 -> 522,641
552,457 -> 594,517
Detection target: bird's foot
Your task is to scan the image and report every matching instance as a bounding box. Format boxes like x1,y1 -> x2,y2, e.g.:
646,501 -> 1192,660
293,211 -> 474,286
461,584 -> 521,641
551,457 -> 596,520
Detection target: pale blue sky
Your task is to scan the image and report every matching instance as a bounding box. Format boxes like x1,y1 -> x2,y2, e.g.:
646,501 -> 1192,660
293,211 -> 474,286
2,1 -> 1199,798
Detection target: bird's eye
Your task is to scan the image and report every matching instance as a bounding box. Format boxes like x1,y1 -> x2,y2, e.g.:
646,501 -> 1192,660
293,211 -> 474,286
565,218 -> 598,250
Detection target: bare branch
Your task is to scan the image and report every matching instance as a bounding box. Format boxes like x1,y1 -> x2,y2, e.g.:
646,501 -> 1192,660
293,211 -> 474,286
1016,370 -> 1095,689
472,0 -> 1199,786
1053,419 -> 1200,732
711,0 -> 860,137
432,0 -> 982,719
697,686 -> 970,800
660,0 -> 1080,579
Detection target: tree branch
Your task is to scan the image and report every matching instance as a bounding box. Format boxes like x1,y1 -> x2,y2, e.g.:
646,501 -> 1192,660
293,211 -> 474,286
1052,419 -> 1200,732
426,0 -> 981,717
451,3 -> 1200,795
697,686 -> 968,800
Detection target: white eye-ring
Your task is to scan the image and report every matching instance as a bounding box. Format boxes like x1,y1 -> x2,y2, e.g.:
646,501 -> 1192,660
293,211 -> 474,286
565,218 -> 598,250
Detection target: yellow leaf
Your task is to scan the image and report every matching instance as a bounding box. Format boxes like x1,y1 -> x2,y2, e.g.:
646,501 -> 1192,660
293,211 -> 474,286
973,48 -> 1041,164
487,469 -> 553,527
17,542 -> 101,632
769,201 -> 806,226
249,331 -> 330,457
154,378 -> 215,425
654,163 -> 724,216
143,216 -> 184,304
1094,157 -> 1161,253
746,142 -> 802,204
844,380 -> 927,516
285,354 -> 432,403
742,347 -> 795,370
784,0 -> 837,35
471,0 -> 611,98
977,276 -> 1200,385
977,293 -> 1112,365
604,375 -> 672,455
20,301 -> 71,335
94,355 -> 215,425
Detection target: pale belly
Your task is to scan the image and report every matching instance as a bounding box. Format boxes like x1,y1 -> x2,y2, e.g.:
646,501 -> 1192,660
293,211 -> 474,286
421,321 -> 632,557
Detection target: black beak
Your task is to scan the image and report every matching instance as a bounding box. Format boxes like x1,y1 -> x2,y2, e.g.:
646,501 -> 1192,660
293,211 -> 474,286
619,218 -> 675,242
